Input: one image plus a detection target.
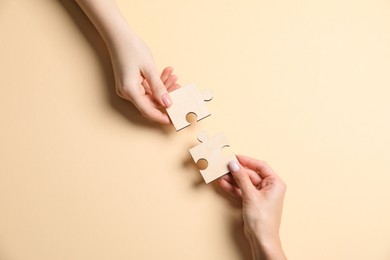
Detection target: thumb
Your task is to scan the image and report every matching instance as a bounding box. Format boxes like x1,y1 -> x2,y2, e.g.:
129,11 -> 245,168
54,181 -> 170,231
228,159 -> 255,200
143,68 -> 172,108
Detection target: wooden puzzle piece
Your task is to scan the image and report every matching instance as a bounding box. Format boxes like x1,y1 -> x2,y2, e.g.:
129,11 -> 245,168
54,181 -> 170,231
166,83 -> 213,131
189,131 -> 236,184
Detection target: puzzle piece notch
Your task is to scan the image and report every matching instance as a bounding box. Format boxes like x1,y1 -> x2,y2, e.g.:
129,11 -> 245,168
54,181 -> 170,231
166,83 -> 213,131
189,131 -> 236,184
201,90 -> 213,102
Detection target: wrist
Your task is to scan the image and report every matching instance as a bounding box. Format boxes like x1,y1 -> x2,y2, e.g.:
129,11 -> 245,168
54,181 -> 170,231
248,230 -> 286,260
103,24 -> 137,53
103,27 -> 141,72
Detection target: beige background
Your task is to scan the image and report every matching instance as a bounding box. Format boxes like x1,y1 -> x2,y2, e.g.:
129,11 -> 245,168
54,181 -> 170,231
1,0 -> 390,259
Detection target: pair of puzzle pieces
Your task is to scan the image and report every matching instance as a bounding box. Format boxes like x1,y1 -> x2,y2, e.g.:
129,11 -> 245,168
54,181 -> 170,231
189,131 -> 236,184
166,83 -> 235,183
166,83 -> 213,131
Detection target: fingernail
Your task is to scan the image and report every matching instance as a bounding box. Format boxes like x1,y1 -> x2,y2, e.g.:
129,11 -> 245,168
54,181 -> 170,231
228,160 -> 240,173
162,94 -> 172,108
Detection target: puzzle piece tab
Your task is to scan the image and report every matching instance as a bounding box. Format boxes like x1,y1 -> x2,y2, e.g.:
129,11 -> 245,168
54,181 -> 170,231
166,83 -> 213,131
189,131 -> 236,184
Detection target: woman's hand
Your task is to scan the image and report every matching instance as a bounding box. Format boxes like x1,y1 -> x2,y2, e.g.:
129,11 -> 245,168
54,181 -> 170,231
110,32 -> 179,124
220,155 -> 287,260
75,0 -> 179,124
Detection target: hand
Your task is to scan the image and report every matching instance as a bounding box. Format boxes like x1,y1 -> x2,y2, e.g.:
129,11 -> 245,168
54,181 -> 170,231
110,32 -> 179,124
74,0 -> 179,124
219,155 -> 287,260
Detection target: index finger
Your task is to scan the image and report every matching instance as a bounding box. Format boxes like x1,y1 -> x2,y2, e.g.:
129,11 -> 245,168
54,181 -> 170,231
237,155 -> 276,178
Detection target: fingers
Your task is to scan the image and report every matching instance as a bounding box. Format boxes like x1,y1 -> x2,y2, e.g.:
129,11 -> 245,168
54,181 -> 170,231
131,95 -> 170,124
219,177 -> 243,199
165,75 -> 178,88
228,160 -> 256,200
221,170 -> 262,188
237,155 -> 276,179
143,67 -> 178,94
161,67 -> 179,91
237,155 -> 286,193
168,84 -> 180,92
142,67 -> 172,108
160,66 -> 174,83
121,66 -> 178,124
141,79 -> 152,95
220,173 -> 235,183
247,169 -> 262,187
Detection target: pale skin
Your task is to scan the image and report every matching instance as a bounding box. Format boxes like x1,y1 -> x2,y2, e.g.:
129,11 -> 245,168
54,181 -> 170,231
221,156 -> 287,260
75,1 -> 286,259
75,0 -> 179,124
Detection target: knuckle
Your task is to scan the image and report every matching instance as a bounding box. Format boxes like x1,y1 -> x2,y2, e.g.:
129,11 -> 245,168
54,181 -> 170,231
259,160 -> 269,167
236,172 -> 246,180
255,159 -> 268,168
150,80 -> 166,95
116,86 -> 128,99
116,88 -> 124,98
116,85 -> 130,98
234,170 -> 248,182
117,78 -> 138,98
282,181 -> 287,190
140,109 -> 151,119
276,179 -> 287,192
153,83 -> 164,94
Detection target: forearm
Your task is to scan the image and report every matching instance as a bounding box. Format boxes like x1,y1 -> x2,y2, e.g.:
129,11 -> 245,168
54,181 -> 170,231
248,232 -> 286,260
75,0 -> 135,51
74,0 -> 175,121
